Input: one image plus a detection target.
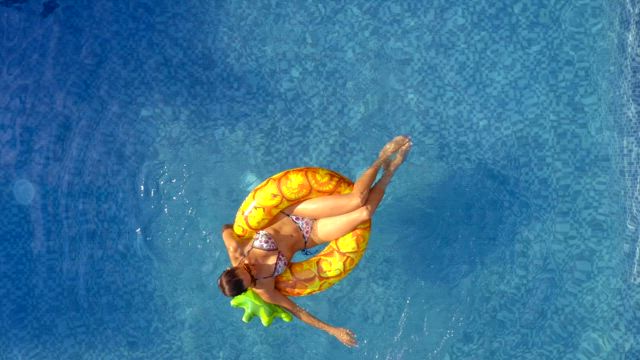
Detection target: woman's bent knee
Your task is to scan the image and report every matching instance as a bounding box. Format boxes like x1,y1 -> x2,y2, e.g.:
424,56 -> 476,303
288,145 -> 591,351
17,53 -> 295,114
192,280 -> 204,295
358,206 -> 372,221
352,192 -> 367,208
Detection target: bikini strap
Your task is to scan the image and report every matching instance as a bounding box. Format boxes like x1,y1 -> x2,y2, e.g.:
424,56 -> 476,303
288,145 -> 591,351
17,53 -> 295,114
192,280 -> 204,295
240,249 -> 276,282
254,256 -> 281,280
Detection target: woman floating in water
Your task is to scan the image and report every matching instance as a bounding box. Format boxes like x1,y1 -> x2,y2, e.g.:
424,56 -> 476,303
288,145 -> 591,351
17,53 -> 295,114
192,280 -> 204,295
218,135 -> 412,347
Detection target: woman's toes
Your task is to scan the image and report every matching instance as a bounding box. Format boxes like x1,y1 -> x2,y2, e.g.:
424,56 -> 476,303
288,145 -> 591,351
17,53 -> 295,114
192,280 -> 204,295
399,142 -> 412,157
379,136 -> 411,159
393,135 -> 411,148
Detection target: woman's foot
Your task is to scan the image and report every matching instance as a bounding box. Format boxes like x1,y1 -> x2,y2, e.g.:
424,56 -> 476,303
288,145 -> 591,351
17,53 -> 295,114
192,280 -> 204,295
362,141 -> 412,216
377,135 -> 411,165
383,141 -> 412,175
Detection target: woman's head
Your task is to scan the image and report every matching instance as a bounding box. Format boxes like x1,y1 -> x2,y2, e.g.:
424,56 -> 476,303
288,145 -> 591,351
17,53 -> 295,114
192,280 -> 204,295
217,265 -> 252,297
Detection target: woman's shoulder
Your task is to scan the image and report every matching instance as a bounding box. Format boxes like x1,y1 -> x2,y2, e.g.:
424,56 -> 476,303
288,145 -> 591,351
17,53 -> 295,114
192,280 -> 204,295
222,226 -> 248,265
252,276 -> 276,291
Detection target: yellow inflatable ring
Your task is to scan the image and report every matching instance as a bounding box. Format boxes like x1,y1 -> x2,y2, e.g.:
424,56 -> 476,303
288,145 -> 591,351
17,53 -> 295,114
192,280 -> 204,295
232,167 -> 371,296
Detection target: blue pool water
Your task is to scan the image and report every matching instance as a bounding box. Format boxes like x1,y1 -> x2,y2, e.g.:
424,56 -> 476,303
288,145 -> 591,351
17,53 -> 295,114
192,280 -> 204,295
2,0 -> 639,359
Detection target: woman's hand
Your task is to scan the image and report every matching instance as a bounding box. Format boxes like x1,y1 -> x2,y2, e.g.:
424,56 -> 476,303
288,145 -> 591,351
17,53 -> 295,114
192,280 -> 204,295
331,327 -> 358,348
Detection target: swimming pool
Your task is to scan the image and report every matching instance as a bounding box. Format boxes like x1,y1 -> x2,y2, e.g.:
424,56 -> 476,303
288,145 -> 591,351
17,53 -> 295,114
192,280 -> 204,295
2,0 -> 639,358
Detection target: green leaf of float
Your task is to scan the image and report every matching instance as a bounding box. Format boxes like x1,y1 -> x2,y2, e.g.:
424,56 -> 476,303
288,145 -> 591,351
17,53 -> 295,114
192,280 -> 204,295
230,289 -> 293,327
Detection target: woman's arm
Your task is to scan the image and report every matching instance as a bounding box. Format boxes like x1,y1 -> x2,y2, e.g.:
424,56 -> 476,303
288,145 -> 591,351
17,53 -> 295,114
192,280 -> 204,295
253,286 -> 358,347
221,224 -> 244,266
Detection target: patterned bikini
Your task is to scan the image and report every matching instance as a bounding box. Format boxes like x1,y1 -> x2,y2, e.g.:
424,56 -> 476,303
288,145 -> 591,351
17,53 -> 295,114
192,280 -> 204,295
283,212 -> 314,256
245,231 -> 289,280
244,213 -> 314,281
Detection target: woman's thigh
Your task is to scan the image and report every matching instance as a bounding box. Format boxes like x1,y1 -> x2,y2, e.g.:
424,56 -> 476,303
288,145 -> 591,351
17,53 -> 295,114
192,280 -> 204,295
308,207 -> 368,246
283,194 -> 361,219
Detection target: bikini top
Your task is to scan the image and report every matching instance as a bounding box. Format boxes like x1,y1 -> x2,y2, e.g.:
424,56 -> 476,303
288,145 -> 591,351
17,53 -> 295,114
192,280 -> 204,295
244,230 -> 288,280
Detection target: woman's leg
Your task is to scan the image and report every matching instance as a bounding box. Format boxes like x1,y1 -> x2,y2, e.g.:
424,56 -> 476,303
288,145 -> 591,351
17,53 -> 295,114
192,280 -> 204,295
308,142 -> 411,245
283,136 -> 410,219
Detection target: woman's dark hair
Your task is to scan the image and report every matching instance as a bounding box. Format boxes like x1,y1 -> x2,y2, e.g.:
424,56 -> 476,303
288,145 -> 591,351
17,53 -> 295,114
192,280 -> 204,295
217,267 -> 248,297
